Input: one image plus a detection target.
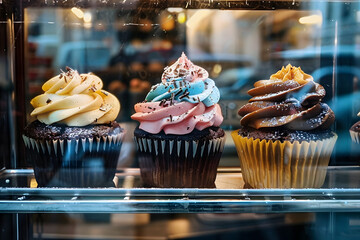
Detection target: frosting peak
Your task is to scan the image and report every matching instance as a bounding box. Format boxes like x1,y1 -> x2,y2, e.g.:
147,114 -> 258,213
30,67 -> 120,126
270,64 -> 313,85
161,52 -> 208,83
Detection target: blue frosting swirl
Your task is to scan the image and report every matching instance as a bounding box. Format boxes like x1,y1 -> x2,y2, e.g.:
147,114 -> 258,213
145,77 -> 220,107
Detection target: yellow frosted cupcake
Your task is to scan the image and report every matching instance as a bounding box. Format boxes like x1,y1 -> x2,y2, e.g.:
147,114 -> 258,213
23,67 -> 124,187
232,64 -> 337,188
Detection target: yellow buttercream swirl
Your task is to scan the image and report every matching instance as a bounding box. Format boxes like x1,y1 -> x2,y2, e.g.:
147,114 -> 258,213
270,64 -> 313,85
30,68 -> 120,126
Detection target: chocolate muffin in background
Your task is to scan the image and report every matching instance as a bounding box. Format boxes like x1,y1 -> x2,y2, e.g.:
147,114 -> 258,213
232,64 -> 337,189
350,118 -> 360,144
23,68 -> 124,187
131,53 -> 225,188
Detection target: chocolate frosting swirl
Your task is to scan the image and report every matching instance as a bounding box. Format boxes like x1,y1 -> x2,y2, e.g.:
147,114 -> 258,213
238,65 -> 335,131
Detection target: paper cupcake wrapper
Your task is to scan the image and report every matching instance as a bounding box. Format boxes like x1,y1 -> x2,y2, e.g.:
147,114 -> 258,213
134,136 -> 225,158
23,132 -> 124,187
23,133 -> 124,156
134,136 -> 225,188
349,130 -> 360,144
231,131 -> 337,188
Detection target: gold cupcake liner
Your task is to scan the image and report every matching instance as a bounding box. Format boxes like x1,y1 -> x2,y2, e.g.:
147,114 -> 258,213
231,131 -> 337,188
349,130 -> 360,144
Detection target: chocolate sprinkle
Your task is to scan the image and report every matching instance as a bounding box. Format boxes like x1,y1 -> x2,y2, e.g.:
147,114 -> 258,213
46,99 -> 52,104
90,85 -> 97,92
175,89 -> 183,97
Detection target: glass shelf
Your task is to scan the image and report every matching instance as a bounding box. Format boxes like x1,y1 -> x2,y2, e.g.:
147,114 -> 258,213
1,167 -> 360,213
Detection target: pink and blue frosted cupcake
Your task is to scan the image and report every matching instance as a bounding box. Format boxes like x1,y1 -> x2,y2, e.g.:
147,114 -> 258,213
131,53 -> 225,188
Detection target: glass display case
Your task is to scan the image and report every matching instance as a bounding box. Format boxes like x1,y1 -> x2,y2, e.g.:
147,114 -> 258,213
2,0 -> 360,239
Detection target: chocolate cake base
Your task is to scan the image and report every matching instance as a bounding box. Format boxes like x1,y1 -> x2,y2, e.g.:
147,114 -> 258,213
350,121 -> 360,132
238,126 -> 335,143
134,127 -> 225,188
23,121 -> 124,188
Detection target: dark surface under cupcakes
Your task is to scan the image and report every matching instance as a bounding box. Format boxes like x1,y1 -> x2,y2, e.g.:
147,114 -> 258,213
238,126 -> 335,143
134,126 -> 225,188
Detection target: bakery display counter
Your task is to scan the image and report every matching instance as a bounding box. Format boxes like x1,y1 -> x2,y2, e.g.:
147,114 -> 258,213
1,166 -> 360,214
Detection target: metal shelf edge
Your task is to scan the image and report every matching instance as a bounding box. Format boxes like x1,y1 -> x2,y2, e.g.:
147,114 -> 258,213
0,199 -> 360,213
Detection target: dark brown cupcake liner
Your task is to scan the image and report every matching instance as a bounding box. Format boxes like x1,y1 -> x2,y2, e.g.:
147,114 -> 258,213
134,136 -> 225,188
23,133 -> 124,187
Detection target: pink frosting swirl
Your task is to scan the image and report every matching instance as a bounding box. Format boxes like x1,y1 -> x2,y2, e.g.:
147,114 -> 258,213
131,101 -> 223,134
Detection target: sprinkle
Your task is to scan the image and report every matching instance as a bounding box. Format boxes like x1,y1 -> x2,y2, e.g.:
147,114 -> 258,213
197,96 -> 200,102
64,76 -> 67,83
90,85 -> 97,92
187,127 -> 190,130
179,91 -> 190,99
101,90 -> 108,96
99,104 -> 106,111
95,118 -> 98,122
159,99 -> 166,106
170,93 -> 174,105
46,99 -> 52,104
175,89 -> 183,97
170,115 -> 173,121
59,73 -> 63,79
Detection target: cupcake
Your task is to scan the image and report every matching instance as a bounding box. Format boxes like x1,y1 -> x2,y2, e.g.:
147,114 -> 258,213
232,64 -> 337,188
131,53 -> 225,188
23,67 -> 124,187
350,117 -> 360,143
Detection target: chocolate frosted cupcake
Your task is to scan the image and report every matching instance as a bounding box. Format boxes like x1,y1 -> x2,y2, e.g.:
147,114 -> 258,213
23,67 -> 124,187
350,114 -> 360,143
131,53 -> 225,188
232,64 -> 337,188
